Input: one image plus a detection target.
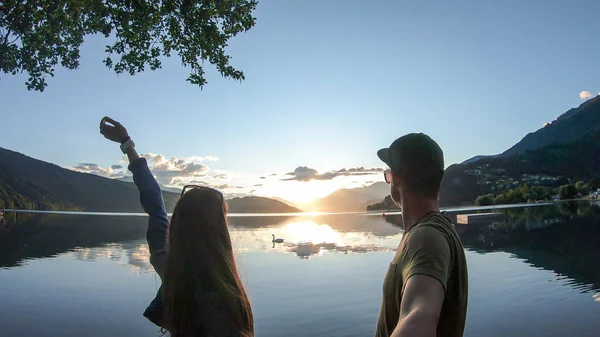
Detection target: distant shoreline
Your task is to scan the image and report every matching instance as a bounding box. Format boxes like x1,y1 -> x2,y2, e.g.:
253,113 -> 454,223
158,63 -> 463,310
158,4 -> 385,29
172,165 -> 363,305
0,209 -> 367,217
366,198 -> 595,215
5,200 -> 589,217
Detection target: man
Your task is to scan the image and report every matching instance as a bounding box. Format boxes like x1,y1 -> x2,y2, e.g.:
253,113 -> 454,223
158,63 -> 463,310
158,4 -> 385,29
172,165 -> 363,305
374,133 -> 468,337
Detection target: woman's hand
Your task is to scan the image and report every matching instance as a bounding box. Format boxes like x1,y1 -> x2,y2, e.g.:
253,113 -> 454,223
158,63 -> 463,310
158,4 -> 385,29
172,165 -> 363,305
100,117 -> 129,143
100,116 -> 140,163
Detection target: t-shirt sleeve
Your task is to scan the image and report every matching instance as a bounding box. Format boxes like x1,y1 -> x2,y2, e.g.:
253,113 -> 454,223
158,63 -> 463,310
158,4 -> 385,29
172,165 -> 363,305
401,225 -> 451,292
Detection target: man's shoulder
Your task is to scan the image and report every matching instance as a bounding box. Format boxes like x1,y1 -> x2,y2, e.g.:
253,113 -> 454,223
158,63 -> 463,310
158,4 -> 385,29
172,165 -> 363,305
424,212 -> 455,227
401,221 -> 451,259
409,213 -> 454,237
405,223 -> 449,247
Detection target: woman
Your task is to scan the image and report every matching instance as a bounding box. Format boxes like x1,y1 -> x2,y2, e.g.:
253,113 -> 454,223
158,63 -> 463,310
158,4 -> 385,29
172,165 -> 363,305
99,117 -> 253,337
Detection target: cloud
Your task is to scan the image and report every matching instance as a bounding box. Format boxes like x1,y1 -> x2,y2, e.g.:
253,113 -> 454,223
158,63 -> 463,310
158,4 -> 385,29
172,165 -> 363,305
184,180 -> 245,190
143,153 -> 167,164
189,180 -> 209,185
152,163 -> 208,185
283,166 -> 384,182
72,153 -> 222,187
210,184 -> 245,190
580,91 -> 593,100
138,153 -> 213,186
283,166 -> 318,181
141,153 -> 218,165
260,176 -> 266,179
72,163 -> 125,178
254,184 -> 264,187
213,174 -> 228,179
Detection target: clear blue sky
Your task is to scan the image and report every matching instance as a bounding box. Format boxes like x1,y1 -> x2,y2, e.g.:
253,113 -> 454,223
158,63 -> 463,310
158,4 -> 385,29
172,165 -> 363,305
1,0 -> 599,201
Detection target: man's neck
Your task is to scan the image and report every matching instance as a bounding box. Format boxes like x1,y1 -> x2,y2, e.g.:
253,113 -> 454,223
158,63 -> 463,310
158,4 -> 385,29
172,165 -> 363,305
401,198 -> 440,231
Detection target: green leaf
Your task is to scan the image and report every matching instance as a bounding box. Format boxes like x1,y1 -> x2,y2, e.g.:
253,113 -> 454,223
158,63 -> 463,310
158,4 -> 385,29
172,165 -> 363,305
2,0 -> 258,92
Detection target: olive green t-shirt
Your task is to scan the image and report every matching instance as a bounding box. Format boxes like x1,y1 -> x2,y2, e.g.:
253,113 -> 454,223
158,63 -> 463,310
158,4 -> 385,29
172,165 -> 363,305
374,212 -> 468,337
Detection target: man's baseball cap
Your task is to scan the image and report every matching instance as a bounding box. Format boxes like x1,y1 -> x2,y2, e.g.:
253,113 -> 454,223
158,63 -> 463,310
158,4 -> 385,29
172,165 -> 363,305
377,133 -> 444,180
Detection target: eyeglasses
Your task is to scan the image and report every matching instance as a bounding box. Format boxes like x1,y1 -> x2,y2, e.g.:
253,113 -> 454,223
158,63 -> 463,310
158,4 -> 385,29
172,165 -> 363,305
383,169 -> 392,184
181,185 -> 224,204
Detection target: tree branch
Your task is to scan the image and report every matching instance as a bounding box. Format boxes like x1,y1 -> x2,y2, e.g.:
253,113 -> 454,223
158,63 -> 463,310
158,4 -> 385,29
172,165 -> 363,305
9,34 -> 20,44
2,27 -> 11,46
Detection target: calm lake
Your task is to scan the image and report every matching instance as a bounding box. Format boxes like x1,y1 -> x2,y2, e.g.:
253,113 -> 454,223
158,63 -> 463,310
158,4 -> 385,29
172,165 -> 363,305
1,202 -> 599,337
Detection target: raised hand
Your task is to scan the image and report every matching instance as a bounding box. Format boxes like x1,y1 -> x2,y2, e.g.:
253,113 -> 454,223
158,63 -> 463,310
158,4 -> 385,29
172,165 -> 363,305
99,117 -> 129,143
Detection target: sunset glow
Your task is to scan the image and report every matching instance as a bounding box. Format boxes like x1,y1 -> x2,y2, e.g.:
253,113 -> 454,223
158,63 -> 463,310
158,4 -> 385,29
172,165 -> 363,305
257,174 -> 381,204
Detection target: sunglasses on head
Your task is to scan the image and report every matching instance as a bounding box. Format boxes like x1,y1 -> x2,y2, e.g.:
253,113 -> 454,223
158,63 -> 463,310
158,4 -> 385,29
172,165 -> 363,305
181,185 -> 224,204
383,169 -> 392,184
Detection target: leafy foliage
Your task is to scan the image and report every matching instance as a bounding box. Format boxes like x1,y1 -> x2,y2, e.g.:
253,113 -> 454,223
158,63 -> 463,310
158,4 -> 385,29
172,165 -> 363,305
574,180 -> 591,195
474,184 -> 556,206
0,0 -> 257,91
474,193 -> 494,206
558,184 -> 577,200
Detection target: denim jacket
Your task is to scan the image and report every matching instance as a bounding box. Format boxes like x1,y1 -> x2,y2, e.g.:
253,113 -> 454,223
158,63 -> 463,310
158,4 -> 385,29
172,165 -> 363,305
130,158 -> 242,336
129,158 -> 169,327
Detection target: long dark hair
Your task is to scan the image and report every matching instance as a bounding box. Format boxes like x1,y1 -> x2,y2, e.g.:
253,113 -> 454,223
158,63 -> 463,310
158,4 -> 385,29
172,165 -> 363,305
162,188 -> 253,336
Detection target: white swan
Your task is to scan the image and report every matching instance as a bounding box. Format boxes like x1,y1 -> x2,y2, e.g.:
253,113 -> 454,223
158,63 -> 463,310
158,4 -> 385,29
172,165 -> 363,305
272,234 -> 284,243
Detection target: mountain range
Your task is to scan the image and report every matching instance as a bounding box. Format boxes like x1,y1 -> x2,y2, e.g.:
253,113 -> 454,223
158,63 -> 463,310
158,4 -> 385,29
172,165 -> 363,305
0,148 -> 300,213
502,96 -> 600,157
440,95 -> 600,206
226,196 -> 301,213
363,95 -> 600,209
3,96 -> 599,212
310,182 -> 389,212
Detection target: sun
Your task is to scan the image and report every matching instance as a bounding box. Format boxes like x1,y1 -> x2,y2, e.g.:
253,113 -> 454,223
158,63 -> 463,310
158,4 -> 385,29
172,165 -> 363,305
260,180 -> 341,204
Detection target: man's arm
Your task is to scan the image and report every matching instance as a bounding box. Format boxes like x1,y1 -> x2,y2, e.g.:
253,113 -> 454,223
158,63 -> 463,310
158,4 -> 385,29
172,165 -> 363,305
390,274 -> 445,337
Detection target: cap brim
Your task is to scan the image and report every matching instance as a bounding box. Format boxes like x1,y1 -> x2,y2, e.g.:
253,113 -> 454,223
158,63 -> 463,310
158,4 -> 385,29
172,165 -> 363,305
377,148 -> 391,166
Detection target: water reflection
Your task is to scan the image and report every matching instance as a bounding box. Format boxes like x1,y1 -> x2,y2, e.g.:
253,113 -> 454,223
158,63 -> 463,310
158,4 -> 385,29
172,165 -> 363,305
287,242 -> 393,259
2,202 -> 600,294
226,215 -> 402,257
68,241 -> 153,274
276,219 -> 398,259
461,202 -> 600,293
0,213 -> 149,268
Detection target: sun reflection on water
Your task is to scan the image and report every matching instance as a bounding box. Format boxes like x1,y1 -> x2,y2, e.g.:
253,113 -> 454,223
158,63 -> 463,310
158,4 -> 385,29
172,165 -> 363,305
227,217 -> 402,260
283,221 -> 344,245
64,216 -> 403,269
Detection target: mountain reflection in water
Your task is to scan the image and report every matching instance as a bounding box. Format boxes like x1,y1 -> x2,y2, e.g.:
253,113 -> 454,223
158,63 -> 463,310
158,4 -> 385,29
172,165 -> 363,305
1,202 -> 599,294
1,202 -> 600,337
